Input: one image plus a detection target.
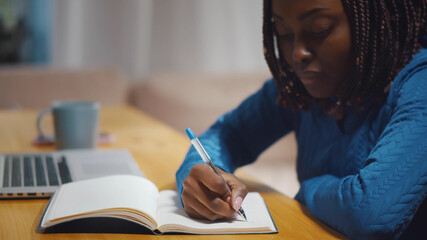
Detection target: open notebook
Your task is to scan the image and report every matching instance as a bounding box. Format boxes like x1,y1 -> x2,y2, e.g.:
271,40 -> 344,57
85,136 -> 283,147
38,175 -> 278,235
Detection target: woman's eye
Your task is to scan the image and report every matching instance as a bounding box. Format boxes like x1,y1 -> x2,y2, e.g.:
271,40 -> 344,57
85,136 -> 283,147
275,27 -> 293,40
273,19 -> 293,40
278,33 -> 293,40
310,27 -> 332,39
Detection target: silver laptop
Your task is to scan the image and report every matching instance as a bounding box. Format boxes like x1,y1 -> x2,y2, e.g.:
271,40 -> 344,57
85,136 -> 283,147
0,149 -> 143,199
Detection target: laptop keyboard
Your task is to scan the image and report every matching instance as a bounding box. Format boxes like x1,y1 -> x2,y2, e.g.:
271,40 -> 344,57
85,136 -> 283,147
2,154 -> 72,188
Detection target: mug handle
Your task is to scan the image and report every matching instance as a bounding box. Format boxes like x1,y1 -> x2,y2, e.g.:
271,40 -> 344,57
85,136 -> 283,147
36,108 -> 52,139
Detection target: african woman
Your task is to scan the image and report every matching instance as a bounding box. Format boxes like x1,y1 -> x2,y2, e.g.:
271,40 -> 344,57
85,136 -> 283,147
176,0 -> 427,239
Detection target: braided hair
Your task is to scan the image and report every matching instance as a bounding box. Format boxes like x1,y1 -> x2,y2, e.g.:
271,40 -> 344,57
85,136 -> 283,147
263,0 -> 427,118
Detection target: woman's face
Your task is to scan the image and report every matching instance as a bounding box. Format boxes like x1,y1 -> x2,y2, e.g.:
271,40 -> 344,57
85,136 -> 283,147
272,0 -> 354,99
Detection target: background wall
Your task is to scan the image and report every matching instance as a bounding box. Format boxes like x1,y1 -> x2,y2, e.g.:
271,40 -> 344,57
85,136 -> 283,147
0,0 -> 299,197
51,0 -> 268,82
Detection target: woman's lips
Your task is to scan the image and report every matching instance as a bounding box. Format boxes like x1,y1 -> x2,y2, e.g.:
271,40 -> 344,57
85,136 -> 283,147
299,71 -> 323,85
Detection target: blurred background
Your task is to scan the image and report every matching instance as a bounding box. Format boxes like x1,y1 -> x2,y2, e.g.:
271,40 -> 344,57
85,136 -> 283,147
0,0 -> 267,77
0,0 -> 299,197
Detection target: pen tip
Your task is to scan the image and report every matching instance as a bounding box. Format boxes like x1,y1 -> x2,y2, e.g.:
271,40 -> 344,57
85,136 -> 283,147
185,128 -> 196,140
238,208 -> 247,222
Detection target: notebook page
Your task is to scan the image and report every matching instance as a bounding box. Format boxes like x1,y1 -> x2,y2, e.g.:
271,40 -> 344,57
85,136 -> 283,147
44,175 -> 159,226
157,190 -> 277,234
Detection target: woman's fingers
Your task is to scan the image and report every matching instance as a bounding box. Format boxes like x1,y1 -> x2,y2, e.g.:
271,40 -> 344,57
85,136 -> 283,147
220,168 -> 248,211
184,193 -> 232,221
182,164 -> 248,220
182,164 -> 235,219
196,165 -> 231,198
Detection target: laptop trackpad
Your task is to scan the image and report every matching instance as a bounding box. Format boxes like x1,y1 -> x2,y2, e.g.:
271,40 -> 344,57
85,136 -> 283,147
68,152 -> 139,181
82,161 -> 132,175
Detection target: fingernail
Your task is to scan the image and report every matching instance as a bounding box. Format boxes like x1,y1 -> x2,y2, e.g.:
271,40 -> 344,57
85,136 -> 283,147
226,196 -> 231,203
233,196 -> 243,211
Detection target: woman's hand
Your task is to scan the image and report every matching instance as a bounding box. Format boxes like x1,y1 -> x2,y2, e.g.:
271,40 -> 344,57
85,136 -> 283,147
182,163 -> 248,221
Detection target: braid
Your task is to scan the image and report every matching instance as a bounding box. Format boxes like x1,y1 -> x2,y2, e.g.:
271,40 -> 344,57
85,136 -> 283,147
263,0 -> 427,118
263,0 -> 313,111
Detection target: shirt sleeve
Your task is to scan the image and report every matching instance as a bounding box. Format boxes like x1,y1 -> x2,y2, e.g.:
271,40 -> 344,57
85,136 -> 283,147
175,78 -> 296,199
295,66 -> 427,239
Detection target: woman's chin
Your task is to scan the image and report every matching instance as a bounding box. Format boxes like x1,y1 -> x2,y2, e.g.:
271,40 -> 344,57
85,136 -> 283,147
305,88 -> 334,99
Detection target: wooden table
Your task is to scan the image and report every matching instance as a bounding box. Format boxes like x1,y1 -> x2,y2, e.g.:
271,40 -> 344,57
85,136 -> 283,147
0,105 -> 346,239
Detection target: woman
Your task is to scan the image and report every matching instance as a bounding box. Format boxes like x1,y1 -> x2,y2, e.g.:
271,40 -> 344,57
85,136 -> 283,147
176,0 -> 427,239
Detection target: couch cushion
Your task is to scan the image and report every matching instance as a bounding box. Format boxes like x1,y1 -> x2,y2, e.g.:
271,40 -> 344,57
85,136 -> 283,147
0,67 -> 128,109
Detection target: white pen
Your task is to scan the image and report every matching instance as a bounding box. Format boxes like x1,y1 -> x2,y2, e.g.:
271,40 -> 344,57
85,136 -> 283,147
185,128 -> 247,222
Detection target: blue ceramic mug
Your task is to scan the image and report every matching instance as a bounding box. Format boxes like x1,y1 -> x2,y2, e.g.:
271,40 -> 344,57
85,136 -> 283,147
37,101 -> 100,149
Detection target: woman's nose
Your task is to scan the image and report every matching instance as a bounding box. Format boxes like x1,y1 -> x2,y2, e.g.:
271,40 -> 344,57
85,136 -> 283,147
292,40 -> 313,64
